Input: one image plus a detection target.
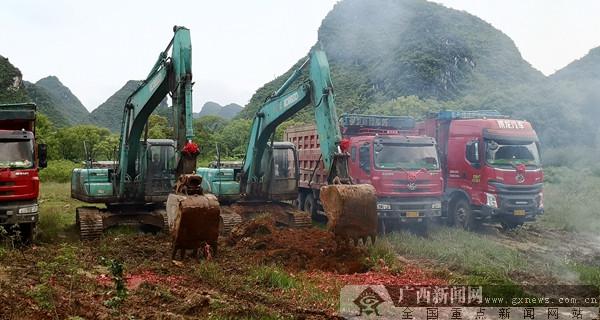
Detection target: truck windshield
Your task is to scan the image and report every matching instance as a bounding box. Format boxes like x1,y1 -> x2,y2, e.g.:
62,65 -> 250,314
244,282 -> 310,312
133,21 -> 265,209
485,140 -> 541,169
374,144 -> 439,170
0,139 -> 34,169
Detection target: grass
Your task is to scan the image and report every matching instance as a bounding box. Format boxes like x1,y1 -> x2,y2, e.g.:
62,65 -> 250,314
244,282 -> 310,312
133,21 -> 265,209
386,226 -> 528,286
251,265 -> 298,290
570,263 -> 600,286
37,182 -> 83,243
6,166 -> 600,317
367,238 -> 403,273
541,167 -> 600,232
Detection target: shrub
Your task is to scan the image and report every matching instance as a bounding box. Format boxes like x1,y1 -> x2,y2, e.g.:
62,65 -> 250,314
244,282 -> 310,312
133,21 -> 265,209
39,160 -> 80,183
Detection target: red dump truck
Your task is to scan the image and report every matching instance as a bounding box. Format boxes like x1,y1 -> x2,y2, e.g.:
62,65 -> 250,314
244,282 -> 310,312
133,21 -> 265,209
419,110 -> 543,230
285,114 -> 443,233
0,103 -> 47,242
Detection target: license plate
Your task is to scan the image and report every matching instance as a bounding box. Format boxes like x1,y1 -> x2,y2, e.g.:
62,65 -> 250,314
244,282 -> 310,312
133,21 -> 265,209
514,209 -> 526,216
406,211 -> 420,218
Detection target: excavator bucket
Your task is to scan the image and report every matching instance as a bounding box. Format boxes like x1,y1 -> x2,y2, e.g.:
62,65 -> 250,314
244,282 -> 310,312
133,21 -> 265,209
166,175 -> 221,259
320,183 -> 377,245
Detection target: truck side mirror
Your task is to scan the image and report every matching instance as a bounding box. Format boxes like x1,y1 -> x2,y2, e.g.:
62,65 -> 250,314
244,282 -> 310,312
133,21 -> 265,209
466,140 -> 480,168
38,144 -> 48,169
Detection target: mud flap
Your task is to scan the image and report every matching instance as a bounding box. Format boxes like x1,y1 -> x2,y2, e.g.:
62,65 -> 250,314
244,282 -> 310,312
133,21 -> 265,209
166,193 -> 221,259
320,183 -> 377,245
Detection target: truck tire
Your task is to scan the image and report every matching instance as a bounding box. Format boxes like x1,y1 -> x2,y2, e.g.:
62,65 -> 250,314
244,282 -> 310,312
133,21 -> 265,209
304,193 -> 319,220
295,192 -> 306,211
18,223 -> 35,245
413,220 -> 429,236
452,199 -> 479,231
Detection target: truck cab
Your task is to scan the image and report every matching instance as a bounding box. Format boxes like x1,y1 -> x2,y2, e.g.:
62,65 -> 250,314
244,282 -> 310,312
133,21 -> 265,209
421,110 -> 544,230
0,103 -> 47,242
286,114 -> 443,232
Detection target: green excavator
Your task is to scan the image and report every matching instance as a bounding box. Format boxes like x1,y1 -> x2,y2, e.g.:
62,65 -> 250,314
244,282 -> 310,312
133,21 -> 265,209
198,49 -> 378,243
71,26 -> 212,240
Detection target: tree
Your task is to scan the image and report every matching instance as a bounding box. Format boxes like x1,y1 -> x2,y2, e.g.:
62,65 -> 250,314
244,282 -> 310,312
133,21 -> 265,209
95,134 -> 120,161
195,115 -> 228,132
35,113 -> 61,160
147,114 -> 172,139
55,125 -> 111,161
215,119 -> 252,158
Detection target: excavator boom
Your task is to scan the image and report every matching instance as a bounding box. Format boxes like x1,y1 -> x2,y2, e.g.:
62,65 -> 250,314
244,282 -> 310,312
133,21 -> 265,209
239,49 -> 377,243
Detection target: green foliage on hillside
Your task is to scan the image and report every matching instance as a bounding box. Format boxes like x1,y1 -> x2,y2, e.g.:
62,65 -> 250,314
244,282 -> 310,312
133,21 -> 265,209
240,0 -> 598,149
195,101 -> 243,119
89,80 -> 171,132
0,56 -> 29,103
23,82 -> 70,127
34,76 -> 90,125
194,117 -> 252,161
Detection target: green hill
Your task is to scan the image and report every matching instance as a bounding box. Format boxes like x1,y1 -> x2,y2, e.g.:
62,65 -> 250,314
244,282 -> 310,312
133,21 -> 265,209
1,56 -> 73,127
23,81 -> 70,127
89,80 -> 170,132
241,0 -> 596,147
548,47 -> 600,146
34,76 -> 89,125
0,55 -> 29,104
195,101 -> 243,119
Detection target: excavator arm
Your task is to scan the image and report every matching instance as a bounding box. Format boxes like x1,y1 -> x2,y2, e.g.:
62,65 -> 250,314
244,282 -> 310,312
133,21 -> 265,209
241,49 -> 377,243
243,50 -> 351,197
117,26 -> 195,197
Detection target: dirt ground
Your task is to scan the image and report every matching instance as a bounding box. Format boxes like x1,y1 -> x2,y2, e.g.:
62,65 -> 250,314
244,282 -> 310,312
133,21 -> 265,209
0,217 -> 446,319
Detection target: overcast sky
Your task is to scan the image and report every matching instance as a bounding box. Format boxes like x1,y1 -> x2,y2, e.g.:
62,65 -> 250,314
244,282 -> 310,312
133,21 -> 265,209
1,0 -> 599,112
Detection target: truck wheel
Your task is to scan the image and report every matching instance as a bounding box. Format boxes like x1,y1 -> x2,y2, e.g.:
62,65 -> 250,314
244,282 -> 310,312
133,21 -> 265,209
295,192 -> 306,211
378,219 -> 388,235
452,199 -> 479,231
413,221 -> 429,236
18,223 -> 35,245
304,194 -> 319,220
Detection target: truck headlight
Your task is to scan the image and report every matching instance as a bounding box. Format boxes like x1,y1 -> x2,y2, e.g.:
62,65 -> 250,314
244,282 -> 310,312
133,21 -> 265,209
18,204 -> 39,214
377,203 -> 391,210
485,193 -> 498,208
536,192 -> 543,208
431,202 -> 442,209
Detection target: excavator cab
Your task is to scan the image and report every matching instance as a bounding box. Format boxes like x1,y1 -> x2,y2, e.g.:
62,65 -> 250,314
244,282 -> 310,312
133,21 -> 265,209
143,139 -> 176,201
268,142 -> 299,201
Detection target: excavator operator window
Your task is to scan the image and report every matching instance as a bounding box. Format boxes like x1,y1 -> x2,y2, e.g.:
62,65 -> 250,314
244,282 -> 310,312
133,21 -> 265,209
270,146 -> 298,199
145,144 -> 176,196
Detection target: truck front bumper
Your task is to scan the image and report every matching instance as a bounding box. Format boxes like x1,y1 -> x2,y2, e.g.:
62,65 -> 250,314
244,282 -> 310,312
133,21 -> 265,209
376,198 -> 442,222
0,201 -> 39,225
479,206 -> 543,222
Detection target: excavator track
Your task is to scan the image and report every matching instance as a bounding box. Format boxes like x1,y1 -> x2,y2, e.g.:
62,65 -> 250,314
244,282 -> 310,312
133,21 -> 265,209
219,211 -> 243,234
76,207 -> 104,241
286,209 -> 312,228
155,209 -> 169,232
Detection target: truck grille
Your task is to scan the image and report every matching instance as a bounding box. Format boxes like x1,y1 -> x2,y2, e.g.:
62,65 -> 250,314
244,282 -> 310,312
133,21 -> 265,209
489,181 -> 542,211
